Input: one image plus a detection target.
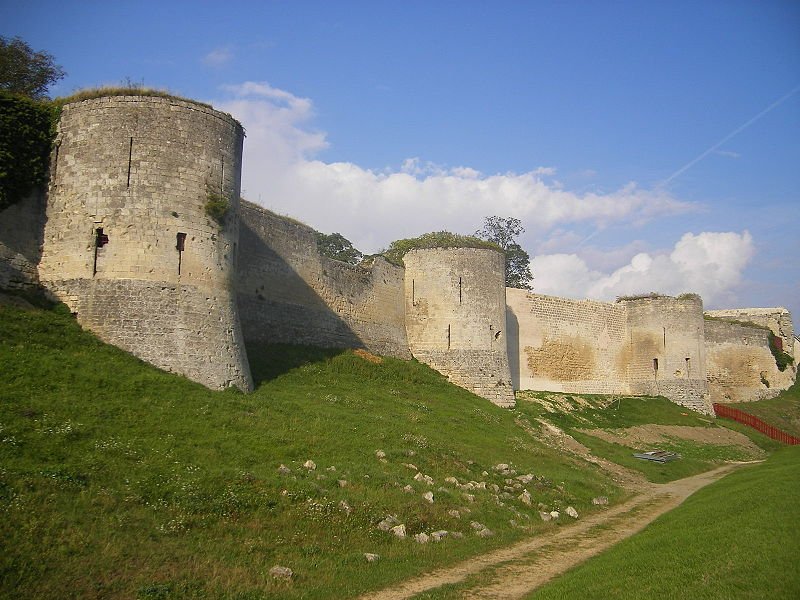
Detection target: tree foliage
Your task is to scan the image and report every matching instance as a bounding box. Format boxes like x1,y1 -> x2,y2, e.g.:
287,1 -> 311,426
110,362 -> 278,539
315,232 -> 363,265
475,216 -> 533,289
0,36 -> 65,100
381,231 -> 501,266
0,92 -> 58,210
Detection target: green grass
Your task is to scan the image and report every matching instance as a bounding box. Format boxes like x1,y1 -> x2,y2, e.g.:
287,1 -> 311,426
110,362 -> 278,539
0,300 -> 618,599
513,392 -> 763,483
529,446 -> 800,599
719,382 -> 800,439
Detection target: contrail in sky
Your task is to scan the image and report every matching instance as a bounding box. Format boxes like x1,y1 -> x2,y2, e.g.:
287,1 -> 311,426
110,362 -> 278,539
662,84 -> 800,186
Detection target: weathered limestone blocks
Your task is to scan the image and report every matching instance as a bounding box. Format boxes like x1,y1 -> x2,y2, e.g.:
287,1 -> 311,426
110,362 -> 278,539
0,189 -> 45,290
38,95 -> 252,391
404,247 -> 515,407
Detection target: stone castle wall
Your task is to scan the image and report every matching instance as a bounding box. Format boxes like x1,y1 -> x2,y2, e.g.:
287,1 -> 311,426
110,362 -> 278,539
1,93 -> 795,410
705,307 -> 795,358
506,290 -> 629,395
237,201 -> 410,358
37,96 -> 252,392
622,295 -> 710,413
403,248 -> 515,407
0,189 -> 45,290
704,318 -> 795,402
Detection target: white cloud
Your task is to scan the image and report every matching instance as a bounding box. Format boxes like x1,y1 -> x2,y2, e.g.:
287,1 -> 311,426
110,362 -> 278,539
215,81 -> 697,253
532,231 -> 754,306
203,47 -> 234,68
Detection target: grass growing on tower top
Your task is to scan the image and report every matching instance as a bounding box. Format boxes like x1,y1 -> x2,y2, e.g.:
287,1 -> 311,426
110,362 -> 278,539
0,299 -> 619,599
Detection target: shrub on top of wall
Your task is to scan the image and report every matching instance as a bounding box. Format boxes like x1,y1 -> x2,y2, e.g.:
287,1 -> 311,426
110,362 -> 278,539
0,91 -> 58,210
381,231 -> 501,266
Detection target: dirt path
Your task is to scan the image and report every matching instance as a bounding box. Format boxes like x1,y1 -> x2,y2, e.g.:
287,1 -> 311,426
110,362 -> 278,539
357,462 -> 755,600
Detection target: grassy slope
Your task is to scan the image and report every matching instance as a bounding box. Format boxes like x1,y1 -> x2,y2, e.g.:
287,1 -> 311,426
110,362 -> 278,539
0,301 -> 619,600
719,382 -> 800,439
514,392 -> 781,483
530,446 -> 800,600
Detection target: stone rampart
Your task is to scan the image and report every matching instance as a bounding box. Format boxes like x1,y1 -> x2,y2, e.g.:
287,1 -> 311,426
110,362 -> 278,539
705,307 -> 794,358
38,96 -> 252,391
621,295 -> 711,413
506,290 -> 629,394
0,189 -> 45,289
403,248 -> 514,407
704,318 -> 795,402
237,201 -> 410,358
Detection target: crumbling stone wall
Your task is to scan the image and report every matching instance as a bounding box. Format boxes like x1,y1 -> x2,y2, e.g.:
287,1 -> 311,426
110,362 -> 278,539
404,248 -> 515,407
704,318 -> 795,402
38,96 -> 252,392
705,307 -> 795,358
622,295 -> 711,414
0,189 -> 45,289
237,201 -> 410,358
506,290 -> 628,395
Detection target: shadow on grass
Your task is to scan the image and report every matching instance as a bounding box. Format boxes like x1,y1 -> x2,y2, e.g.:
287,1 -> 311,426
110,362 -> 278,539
245,342 -> 347,386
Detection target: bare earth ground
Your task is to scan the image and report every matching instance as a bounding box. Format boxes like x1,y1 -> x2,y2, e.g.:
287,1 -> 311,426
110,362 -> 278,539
358,461 -> 754,600
359,418 -> 760,600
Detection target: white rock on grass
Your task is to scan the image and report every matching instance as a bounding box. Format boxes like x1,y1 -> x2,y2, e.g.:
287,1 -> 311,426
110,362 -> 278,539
269,566 -> 293,580
403,484 -> 414,493
390,524 -> 406,539
339,500 -> 352,514
375,450 -> 386,459
476,528 -> 494,538
592,496 -> 609,505
303,460 -> 316,471
463,493 -> 475,503
550,510 -> 560,519
414,532 -> 430,544
377,515 -> 400,531
539,511 -> 552,522
402,463 -> 418,471
566,506 -> 579,519
444,476 -> 459,485
337,479 -> 348,488
364,553 -> 380,562
519,490 -> 532,505
431,530 -> 448,542
422,491 -> 434,504
413,472 -> 434,485
448,509 -> 461,518
277,464 -> 291,475
470,521 -> 486,531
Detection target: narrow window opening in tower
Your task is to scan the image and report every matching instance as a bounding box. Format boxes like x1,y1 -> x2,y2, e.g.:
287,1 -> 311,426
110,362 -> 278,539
447,324 -> 451,350
685,357 -> 691,378
412,279 -> 415,305
93,227 -> 109,276
176,232 -> 187,275
127,137 -> 133,188
663,326 -> 666,348
220,157 -> 225,191
53,142 -> 60,179
459,277 -> 462,303
653,358 -> 659,373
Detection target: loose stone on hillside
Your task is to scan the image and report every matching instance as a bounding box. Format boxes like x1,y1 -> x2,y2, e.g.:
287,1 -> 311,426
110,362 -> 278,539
377,515 -> 400,531
539,511 -> 552,522
390,524 -> 406,539
277,464 -> 291,475
402,463 -> 418,471
414,472 -> 434,485
414,532 -> 430,544
519,490 -> 532,505
566,506 -> 579,519
592,496 -> 609,505
339,500 -> 352,514
422,491 -> 434,503
303,460 -> 316,470
337,479 -> 348,488
448,509 -> 461,518
376,449 -> 386,460
403,484 -> 414,493
364,553 -> 380,562
269,566 -> 293,580
431,530 -> 448,541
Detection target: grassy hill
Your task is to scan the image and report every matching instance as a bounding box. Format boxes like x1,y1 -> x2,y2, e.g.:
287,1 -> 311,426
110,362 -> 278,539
1,296 -> 796,599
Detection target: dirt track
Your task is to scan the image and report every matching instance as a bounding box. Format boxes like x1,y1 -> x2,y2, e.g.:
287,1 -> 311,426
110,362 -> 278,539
357,462 -> 754,600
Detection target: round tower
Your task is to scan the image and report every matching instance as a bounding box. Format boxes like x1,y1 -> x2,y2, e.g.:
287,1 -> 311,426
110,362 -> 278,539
39,95 -> 252,391
622,294 -> 709,413
403,247 -> 514,407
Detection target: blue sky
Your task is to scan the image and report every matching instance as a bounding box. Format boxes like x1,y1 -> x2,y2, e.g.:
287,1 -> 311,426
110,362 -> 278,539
4,1 -> 799,316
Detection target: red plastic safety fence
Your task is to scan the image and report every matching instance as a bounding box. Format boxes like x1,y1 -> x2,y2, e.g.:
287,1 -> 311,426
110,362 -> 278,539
713,403 -> 800,445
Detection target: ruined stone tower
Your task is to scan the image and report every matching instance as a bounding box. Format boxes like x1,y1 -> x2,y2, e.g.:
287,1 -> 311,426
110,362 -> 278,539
38,96 -> 253,391
403,247 -> 515,407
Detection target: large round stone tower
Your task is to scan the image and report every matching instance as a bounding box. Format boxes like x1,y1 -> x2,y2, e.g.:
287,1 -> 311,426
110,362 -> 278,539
39,95 -> 253,391
403,247 -> 515,407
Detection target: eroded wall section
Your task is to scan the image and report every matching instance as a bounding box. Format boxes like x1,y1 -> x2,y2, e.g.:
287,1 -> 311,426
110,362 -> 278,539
506,290 -> 628,395
623,295 -> 710,413
404,248 -> 514,407
704,318 -> 795,402
237,202 -> 410,358
38,96 -> 252,392
0,189 -> 45,290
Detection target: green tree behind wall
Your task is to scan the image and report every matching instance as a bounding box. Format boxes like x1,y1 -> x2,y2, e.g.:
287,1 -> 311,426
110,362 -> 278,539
475,216 -> 533,289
